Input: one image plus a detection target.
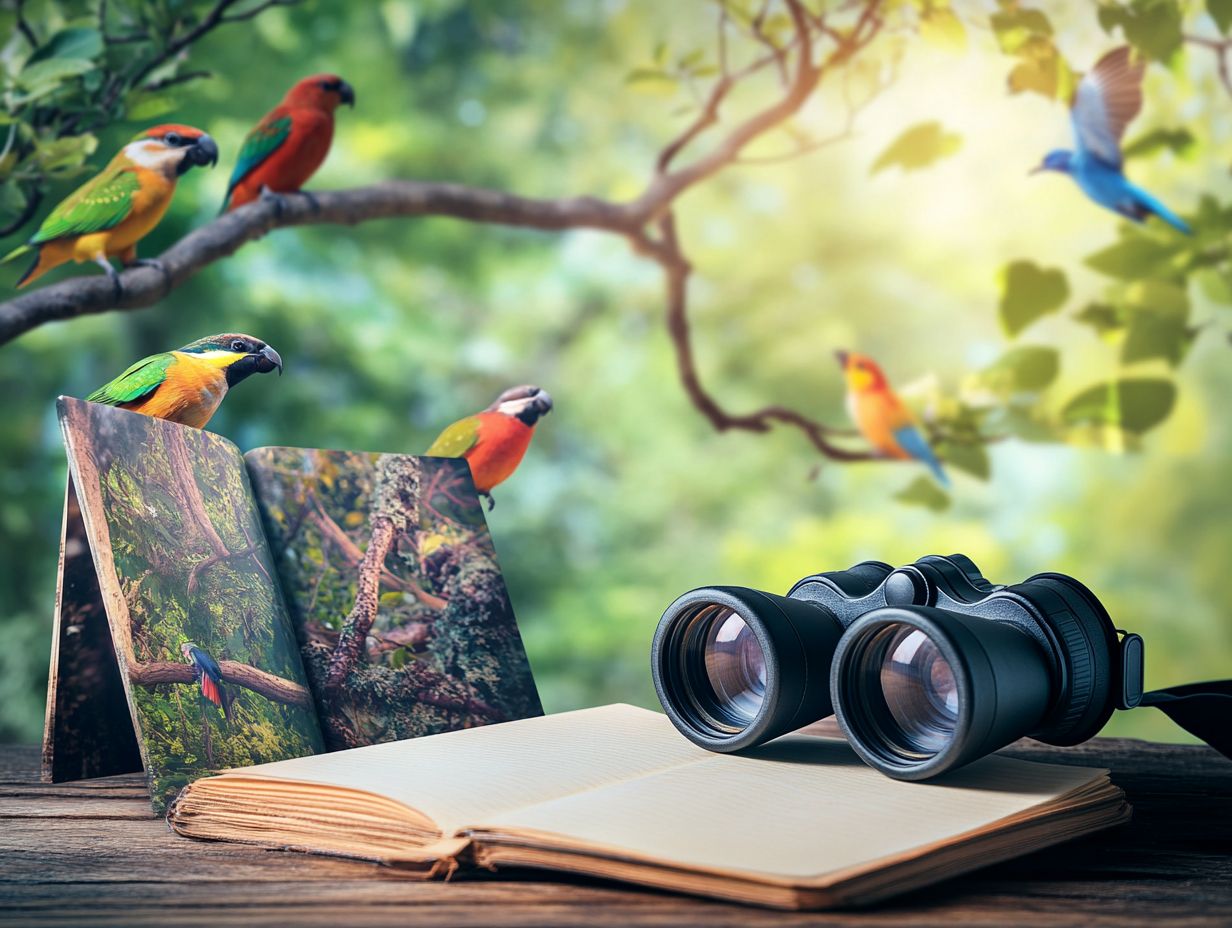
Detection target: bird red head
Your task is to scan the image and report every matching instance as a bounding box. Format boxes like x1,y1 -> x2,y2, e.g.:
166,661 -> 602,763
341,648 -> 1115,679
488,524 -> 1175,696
283,73 -> 356,111
835,350 -> 889,394
126,124 -> 218,175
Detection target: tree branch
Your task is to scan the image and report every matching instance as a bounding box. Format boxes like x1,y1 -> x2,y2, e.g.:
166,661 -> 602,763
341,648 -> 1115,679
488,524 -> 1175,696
1184,34 -> 1232,99
127,658 -> 313,709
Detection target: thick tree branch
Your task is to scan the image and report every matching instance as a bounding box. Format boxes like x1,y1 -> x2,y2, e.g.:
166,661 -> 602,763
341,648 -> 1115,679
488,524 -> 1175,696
128,658 -> 313,709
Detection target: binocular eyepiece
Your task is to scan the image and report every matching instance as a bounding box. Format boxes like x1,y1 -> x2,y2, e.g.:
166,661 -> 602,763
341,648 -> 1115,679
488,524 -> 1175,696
651,555 -> 1146,780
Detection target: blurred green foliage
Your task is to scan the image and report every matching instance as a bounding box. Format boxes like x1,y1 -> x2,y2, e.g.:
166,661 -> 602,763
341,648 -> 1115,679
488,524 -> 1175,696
1,0 -> 1231,746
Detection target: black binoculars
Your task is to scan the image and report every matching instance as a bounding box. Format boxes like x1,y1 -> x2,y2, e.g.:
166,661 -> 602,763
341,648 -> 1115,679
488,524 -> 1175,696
652,555 -> 1177,780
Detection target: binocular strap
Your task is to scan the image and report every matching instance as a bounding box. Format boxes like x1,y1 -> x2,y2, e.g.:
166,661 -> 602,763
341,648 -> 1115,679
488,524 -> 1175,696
1140,680 -> 1232,760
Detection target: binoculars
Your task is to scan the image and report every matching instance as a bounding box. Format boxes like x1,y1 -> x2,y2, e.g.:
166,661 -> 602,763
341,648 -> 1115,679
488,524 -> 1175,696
651,555 -> 1149,780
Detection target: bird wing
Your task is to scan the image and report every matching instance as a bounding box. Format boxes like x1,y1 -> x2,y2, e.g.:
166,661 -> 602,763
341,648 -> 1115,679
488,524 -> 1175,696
190,646 -> 224,682
85,353 -> 175,406
1070,46 -> 1145,167
29,166 -> 141,245
223,111 -> 294,202
426,416 -> 482,457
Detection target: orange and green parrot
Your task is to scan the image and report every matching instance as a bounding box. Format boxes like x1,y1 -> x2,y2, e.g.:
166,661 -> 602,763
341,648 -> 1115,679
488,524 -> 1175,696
2,124 -> 218,290
837,351 -> 948,486
85,333 -> 283,429
425,385 -> 553,510
221,73 -> 355,213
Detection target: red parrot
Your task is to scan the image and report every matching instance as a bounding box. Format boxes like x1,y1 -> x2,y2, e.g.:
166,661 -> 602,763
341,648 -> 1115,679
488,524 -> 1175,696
221,73 -> 355,212
425,385 -> 553,509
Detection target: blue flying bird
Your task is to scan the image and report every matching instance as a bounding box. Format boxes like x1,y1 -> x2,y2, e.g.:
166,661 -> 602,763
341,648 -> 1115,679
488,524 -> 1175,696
1032,47 -> 1190,234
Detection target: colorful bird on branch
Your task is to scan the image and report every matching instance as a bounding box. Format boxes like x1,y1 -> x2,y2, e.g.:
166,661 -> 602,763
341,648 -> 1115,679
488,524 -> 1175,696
180,641 -> 233,723
221,73 -> 355,213
85,333 -> 283,429
837,351 -> 948,486
1031,47 -> 1190,234
2,125 -> 219,290
426,385 -> 554,510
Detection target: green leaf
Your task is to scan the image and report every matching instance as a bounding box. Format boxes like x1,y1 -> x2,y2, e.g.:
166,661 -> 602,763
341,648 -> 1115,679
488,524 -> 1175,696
981,345 -> 1060,393
920,7 -> 967,50
1211,0 -> 1232,33
0,181 -> 28,217
893,476 -> 950,511
390,646 -> 407,670
937,441 -> 990,480
1062,378 -> 1177,434
1122,127 -> 1196,160
870,121 -> 962,174
625,67 -> 677,94
1004,35 -> 1075,100
1074,302 -> 1125,334
1120,280 -> 1192,366
998,260 -> 1069,336
17,57 -> 95,90
1084,234 -> 1185,280
991,6 -> 1053,54
33,134 -> 97,174
26,27 -> 103,64
1099,0 -> 1182,62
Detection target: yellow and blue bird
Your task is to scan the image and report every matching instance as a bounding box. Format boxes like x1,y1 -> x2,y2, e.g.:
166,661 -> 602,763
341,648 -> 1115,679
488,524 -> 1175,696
1031,47 -> 1190,234
837,351 -> 947,486
85,333 -> 283,429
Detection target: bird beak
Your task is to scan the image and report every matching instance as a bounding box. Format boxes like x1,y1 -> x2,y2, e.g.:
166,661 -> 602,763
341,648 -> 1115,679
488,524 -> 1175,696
339,80 -> 356,107
533,389 -> 553,415
834,350 -> 849,368
1029,164 -> 1045,175
187,134 -> 220,168
257,344 -> 283,375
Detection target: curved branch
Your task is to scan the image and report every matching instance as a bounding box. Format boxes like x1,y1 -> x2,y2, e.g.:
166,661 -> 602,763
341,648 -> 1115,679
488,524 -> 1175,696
128,659 -> 313,709
0,183 -> 644,344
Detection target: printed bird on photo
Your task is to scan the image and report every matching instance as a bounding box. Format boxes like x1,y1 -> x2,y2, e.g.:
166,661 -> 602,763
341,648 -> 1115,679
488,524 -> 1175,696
426,385 -> 554,510
837,351 -> 948,487
1031,46 -> 1190,234
221,73 -> 355,213
180,641 -> 233,723
2,125 -> 219,290
85,333 -> 283,429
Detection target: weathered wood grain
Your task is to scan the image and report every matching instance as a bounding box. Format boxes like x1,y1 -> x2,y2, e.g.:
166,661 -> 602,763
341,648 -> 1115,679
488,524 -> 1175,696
0,738 -> 1229,926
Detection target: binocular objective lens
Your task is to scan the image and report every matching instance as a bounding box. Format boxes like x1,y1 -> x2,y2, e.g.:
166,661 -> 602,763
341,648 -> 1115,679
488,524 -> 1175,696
700,608 -> 767,726
872,625 -> 960,757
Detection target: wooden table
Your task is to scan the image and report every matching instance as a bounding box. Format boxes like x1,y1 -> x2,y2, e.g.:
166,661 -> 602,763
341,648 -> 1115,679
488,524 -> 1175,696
2,735 -> 1230,926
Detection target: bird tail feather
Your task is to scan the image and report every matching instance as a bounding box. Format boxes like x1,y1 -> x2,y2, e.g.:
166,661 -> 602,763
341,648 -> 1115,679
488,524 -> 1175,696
1134,189 -> 1191,235
201,675 -> 223,709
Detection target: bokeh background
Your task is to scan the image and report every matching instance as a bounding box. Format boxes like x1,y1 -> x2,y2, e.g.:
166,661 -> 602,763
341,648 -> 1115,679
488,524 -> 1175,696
2,0 -> 1230,744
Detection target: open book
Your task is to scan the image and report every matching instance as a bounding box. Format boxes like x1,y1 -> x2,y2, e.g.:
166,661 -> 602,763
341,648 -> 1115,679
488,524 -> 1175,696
169,704 -> 1130,910
45,398 -> 540,811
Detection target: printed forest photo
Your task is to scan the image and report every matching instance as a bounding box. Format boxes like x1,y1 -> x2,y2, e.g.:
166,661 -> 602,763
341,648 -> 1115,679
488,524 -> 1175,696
247,448 -> 542,751
3,0 -> 1232,753
58,399 -> 323,810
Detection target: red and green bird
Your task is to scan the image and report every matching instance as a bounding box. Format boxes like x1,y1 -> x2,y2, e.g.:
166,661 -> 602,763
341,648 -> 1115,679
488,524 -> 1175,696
85,333 -> 283,429
425,385 -> 554,510
221,73 -> 355,212
2,125 -> 218,290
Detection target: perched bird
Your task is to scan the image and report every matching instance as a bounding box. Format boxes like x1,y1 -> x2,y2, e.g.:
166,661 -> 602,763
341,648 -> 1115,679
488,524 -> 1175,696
837,351 -> 948,486
1031,47 -> 1190,234
221,73 -> 355,213
180,642 -> 232,722
426,385 -> 553,510
85,333 -> 283,429
2,125 -> 219,290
